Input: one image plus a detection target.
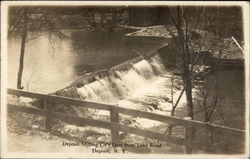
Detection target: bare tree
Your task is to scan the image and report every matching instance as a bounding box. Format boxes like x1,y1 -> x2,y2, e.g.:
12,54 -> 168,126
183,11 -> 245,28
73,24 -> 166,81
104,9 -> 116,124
164,6 -> 243,126
15,8 -> 28,89
164,6 -> 195,119
22,62 -> 44,91
8,6 -> 67,90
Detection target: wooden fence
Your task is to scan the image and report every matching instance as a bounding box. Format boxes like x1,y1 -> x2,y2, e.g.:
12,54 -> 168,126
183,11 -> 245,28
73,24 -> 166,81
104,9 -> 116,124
7,88 -> 245,154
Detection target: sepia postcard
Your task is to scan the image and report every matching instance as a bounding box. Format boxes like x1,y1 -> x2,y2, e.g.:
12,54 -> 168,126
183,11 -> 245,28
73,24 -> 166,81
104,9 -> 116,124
1,1 -> 249,159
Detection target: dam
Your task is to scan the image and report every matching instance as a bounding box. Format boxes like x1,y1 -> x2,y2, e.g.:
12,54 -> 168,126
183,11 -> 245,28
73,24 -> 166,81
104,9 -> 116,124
51,42 -> 186,125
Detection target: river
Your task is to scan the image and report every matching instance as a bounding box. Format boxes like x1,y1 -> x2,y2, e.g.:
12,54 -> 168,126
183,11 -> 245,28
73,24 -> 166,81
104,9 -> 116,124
7,30 -> 164,93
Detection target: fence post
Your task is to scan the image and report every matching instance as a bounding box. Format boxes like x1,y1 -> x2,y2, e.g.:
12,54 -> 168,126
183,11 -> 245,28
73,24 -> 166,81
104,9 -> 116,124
44,100 -> 52,130
184,117 -> 195,154
110,108 -> 119,144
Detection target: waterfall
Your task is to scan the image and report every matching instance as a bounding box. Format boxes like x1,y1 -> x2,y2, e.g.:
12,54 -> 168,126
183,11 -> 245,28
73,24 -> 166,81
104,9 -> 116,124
55,52 -> 167,104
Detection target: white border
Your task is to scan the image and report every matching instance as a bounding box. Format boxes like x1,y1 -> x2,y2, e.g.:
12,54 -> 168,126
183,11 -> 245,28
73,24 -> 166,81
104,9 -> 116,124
1,1 -> 249,159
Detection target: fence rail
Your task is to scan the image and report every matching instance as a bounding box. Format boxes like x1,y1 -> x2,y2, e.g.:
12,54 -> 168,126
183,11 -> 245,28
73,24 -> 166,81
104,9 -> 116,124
7,88 -> 245,154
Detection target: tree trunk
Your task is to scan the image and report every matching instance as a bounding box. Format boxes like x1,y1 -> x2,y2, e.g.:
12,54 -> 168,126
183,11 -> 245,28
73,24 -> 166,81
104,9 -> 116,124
183,70 -> 194,119
17,9 -> 27,89
176,6 -> 194,119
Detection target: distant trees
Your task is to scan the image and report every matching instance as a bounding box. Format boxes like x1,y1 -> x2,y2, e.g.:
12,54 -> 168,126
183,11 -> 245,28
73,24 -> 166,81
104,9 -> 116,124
79,7 -> 128,32
128,7 -> 168,27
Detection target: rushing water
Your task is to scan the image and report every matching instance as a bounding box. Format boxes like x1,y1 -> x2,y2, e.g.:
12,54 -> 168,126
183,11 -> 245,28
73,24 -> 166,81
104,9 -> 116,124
55,53 -> 169,104
7,30 -> 165,93
53,52 -> 186,130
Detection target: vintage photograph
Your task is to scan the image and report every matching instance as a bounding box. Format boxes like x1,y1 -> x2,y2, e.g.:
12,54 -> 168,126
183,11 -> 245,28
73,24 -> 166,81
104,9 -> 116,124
1,1 -> 249,158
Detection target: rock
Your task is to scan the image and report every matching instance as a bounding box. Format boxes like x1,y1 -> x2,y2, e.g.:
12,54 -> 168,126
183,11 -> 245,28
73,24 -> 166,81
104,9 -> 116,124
64,124 -> 78,132
119,132 -> 127,140
131,118 -> 137,122
97,136 -> 108,142
130,122 -> 140,128
123,119 -> 132,125
86,136 -> 93,141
